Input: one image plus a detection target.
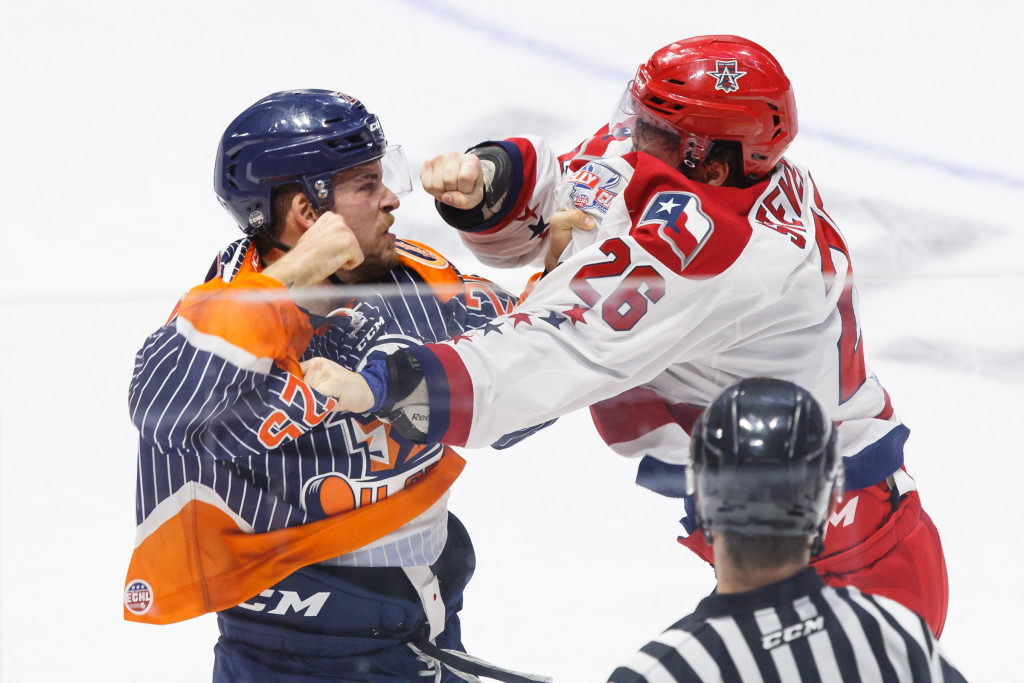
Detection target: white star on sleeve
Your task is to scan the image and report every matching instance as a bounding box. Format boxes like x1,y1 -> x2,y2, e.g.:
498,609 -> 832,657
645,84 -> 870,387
658,198 -> 680,213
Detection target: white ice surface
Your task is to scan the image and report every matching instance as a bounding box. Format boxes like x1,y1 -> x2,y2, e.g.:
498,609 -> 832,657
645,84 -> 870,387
2,1 -> 1022,680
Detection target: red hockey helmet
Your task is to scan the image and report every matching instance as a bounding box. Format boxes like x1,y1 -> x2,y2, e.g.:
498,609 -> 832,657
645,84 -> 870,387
626,35 -> 798,180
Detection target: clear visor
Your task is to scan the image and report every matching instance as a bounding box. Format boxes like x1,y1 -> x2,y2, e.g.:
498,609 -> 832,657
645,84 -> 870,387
380,144 -> 413,197
610,82 -> 714,169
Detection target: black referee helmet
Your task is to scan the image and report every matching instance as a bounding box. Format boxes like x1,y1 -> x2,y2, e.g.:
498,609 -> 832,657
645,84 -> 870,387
688,378 -> 844,554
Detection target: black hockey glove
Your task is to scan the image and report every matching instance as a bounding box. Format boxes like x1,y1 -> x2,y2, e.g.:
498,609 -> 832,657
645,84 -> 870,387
378,350 -> 431,443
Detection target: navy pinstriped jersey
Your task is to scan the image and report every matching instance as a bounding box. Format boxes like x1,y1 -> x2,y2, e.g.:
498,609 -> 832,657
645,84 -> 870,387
608,568 -> 965,682
129,237 -> 530,569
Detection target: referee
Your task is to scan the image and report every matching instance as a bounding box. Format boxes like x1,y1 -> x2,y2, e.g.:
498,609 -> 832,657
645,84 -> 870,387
609,378 -> 965,682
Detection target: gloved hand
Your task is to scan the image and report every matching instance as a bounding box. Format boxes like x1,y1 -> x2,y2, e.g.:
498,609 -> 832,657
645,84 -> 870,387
376,350 -> 430,442
420,144 -> 512,230
420,151 -> 485,210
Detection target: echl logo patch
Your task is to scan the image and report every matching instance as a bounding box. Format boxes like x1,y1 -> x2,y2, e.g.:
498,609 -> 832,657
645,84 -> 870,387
124,579 -> 154,616
706,60 -> 746,93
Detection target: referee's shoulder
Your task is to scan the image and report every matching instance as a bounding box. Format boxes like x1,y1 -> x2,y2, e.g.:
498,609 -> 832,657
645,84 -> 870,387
605,616 -> 710,683
828,582 -> 931,634
825,583 -> 967,681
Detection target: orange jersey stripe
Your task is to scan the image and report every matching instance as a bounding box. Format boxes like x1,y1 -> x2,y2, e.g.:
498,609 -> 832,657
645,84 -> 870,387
124,450 -> 465,625
395,240 -> 465,303
177,264 -> 311,376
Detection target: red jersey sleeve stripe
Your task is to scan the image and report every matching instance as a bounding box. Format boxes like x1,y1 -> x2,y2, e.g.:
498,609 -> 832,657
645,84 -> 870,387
874,388 -> 895,420
409,343 -> 474,447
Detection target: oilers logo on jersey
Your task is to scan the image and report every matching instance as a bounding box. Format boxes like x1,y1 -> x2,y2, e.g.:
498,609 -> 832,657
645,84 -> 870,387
302,413 -> 446,517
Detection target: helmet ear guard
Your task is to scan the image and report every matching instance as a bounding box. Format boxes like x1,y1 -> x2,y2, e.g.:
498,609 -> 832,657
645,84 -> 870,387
301,172 -> 342,214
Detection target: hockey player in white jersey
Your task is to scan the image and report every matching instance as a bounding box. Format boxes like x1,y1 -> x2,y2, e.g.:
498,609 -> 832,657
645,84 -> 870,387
313,36 -> 949,637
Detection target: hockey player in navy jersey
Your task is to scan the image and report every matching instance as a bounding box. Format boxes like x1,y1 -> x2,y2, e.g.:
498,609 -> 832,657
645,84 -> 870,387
316,37 -> 949,637
609,378 -> 964,682
123,90 -> 550,682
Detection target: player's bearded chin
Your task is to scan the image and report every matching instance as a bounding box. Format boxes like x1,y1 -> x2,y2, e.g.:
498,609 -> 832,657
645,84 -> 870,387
354,214 -> 399,277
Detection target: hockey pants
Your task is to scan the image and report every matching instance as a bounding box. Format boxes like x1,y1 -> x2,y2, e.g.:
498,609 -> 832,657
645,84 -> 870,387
213,513 -> 475,682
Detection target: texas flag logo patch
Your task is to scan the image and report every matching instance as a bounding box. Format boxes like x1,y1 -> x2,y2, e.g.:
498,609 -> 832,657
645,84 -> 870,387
634,191 -> 714,273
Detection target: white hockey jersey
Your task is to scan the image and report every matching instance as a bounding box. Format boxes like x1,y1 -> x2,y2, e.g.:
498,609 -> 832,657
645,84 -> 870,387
408,136 -> 906,497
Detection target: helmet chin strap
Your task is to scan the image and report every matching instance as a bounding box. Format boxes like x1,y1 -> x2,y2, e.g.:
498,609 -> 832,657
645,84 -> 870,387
810,523 -> 827,556
263,233 -> 293,253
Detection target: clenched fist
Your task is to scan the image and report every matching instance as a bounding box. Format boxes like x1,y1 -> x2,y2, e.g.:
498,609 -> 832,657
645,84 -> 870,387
420,152 -> 484,210
299,357 -> 376,413
264,211 -> 364,288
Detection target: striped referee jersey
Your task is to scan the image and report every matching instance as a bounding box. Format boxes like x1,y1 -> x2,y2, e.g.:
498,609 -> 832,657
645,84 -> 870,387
609,568 -> 964,682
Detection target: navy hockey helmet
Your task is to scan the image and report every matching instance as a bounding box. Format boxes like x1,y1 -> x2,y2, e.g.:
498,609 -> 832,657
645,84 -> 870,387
688,378 -> 842,551
214,90 -> 389,236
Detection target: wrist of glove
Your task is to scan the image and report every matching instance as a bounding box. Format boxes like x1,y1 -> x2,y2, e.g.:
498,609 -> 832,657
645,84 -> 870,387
361,350 -> 431,442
